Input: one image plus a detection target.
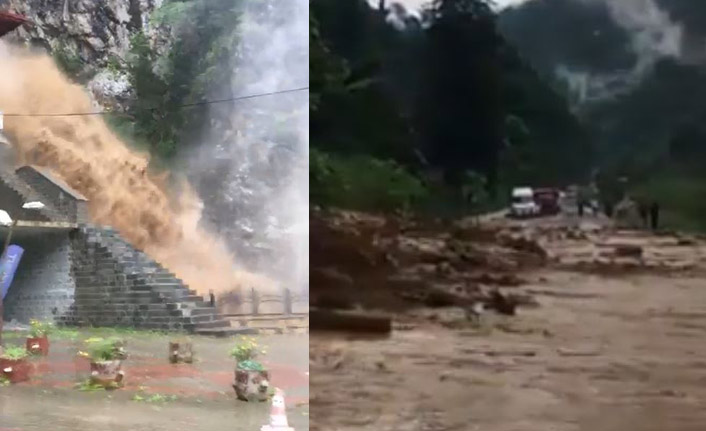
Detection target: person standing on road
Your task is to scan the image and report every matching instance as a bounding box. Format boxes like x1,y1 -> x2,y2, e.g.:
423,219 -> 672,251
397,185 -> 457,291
603,200 -> 614,218
650,201 -> 660,231
638,201 -> 649,228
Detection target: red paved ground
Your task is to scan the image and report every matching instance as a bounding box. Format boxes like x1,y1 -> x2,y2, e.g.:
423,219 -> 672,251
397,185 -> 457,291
3,331 -> 309,404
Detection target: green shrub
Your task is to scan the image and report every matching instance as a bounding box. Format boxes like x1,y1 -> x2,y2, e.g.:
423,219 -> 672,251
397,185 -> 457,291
230,336 -> 267,370
80,337 -> 126,361
29,319 -> 54,338
53,42 -> 83,77
230,336 -> 260,362
311,149 -> 427,211
1,346 -> 28,360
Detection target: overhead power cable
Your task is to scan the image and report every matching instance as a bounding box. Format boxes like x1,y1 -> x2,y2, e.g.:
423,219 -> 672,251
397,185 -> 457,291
2,86 -> 309,118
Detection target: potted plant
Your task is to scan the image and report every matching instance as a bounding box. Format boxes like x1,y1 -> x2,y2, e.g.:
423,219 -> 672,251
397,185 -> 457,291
0,346 -> 31,383
230,336 -> 269,402
26,319 -> 53,356
78,337 -> 127,389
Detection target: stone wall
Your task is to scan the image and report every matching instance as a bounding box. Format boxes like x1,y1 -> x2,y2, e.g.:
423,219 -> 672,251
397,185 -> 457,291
3,230 -> 75,323
16,166 -> 89,223
4,225 -> 233,334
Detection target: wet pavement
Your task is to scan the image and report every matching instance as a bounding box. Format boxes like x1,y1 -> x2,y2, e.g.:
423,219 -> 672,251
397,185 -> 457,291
0,329 -> 308,430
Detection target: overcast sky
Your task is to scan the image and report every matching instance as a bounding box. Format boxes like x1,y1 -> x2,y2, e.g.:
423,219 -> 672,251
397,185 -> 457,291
395,0 -> 530,12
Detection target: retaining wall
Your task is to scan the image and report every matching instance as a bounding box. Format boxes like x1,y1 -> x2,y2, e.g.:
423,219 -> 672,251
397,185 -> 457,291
2,230 -> 75,323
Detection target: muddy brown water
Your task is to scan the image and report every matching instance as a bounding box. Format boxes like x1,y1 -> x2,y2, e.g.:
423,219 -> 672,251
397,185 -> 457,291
311,269 -> 706,431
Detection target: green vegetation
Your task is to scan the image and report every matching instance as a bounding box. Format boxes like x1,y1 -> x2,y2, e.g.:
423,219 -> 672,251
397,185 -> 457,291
311,0 -> 591,214
53,41 -> 83,77
4,326 -> 174,342
0,346 -> 28,360
77,379 -> 110,392
81,337 -> 126,361
230,336 -> 266,370
46,0 -> 244,163
311,149 -> 426,212
123,0 -> 242,162
29,319 -> 54,338
132,390 -> 178,403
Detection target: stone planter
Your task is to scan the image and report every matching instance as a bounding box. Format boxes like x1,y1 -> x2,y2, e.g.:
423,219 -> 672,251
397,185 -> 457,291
168,341 -> 194,364
26,335 -> 49,356
89,360 -> 124,388
0,358 -> 31,383
233,365 -> 270,402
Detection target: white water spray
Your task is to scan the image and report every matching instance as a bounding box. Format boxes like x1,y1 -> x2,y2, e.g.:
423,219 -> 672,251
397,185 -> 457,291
186,0 -> 309,294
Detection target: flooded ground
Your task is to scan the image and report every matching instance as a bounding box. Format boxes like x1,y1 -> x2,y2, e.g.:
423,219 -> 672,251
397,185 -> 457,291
311,213 -> 706,430
0,330 -> 308,431
312,271 -> 706,431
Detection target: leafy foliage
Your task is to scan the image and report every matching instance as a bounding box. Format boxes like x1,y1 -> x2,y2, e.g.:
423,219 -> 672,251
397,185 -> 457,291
311,148 -> 427,211
230,336 -> 265,365
29,319 -> 54,338
1,346 -> 28,360
123,0 -> 242,161
80,337 -> 126,361
53,41 -> 84,77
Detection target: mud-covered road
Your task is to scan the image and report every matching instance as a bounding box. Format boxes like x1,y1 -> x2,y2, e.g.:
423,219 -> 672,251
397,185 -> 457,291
311,211 -> 706,430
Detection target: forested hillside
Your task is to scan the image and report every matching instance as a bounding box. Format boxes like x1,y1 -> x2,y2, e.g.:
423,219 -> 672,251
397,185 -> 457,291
500,0 -> 706,230
310,0 -> 592,215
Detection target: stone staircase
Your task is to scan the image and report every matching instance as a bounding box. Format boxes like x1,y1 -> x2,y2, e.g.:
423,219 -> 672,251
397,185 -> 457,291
68,226 -> 254,336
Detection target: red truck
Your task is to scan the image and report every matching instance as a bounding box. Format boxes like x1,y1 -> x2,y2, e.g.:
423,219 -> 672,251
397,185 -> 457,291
533,188 -> 561,215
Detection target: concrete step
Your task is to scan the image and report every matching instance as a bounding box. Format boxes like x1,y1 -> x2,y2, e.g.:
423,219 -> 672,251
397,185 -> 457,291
228,316 -> 309,329
142,282 -> 187,290
192,319 -> 231,329
187,307 -> 219,316
194,327 -> 258,337
187,314 -> 218,323
223,313 -> 309,321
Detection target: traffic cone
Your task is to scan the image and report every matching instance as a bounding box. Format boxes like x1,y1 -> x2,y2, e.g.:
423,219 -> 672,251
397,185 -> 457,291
261,388 -> 294,431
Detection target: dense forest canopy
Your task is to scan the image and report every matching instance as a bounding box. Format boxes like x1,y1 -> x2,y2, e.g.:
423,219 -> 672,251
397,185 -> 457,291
310,0 -> 592,214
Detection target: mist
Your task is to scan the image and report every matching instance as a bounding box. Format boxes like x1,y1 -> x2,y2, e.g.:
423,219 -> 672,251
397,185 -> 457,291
556,0 -> 683,104
184,0 -> 309,294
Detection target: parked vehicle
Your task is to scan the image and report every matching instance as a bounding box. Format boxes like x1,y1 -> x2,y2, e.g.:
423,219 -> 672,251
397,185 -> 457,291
533,188 -> 561,215
510,187 -> 540,218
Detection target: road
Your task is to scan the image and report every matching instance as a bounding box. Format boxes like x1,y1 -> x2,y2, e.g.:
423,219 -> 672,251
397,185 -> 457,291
311,212 -> 706,430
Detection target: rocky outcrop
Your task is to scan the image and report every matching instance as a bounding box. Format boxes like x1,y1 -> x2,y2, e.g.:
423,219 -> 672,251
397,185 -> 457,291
2,0 -> 162,63
0,0 -> 167,108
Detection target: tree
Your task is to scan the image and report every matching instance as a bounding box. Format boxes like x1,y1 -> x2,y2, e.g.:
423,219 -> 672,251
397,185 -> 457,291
418,0 -> 505,190
127,32 -> 177,160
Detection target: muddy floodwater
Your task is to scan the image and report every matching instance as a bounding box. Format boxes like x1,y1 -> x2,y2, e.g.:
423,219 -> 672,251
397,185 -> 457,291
312,272 -> 706,431
0,331 -> 308,431
311,214 -> 706,431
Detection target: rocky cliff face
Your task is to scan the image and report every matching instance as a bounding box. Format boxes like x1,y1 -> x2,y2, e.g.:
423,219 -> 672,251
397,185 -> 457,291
1,0 -> 162,63
0,0 -> 167,108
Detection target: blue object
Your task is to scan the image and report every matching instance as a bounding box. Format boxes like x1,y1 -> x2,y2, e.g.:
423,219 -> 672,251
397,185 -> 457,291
0,245 -> 24,300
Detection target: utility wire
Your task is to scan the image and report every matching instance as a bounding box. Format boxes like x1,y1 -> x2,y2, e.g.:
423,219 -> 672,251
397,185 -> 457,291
2,86 -> 309,118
